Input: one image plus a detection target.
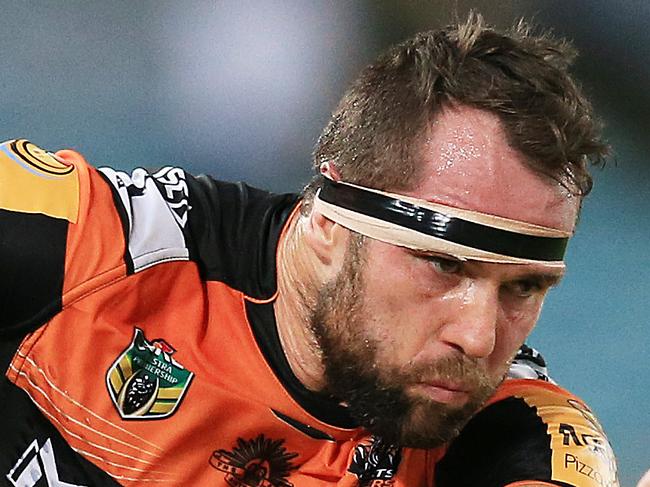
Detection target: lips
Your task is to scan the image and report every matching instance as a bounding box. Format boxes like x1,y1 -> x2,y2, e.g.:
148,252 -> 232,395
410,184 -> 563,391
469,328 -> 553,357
410,380 -> 471,405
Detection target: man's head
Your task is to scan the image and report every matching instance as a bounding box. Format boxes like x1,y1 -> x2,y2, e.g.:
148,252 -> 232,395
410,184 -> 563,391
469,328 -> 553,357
303,13 -> 606,210
294,14 -> 607,448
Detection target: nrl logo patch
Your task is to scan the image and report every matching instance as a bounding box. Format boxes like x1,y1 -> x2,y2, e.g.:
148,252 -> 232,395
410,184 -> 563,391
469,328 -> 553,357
106,328 -> 193,420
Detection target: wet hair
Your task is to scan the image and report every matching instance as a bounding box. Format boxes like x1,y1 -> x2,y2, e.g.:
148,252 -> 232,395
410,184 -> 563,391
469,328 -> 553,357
302,12 -> 608,212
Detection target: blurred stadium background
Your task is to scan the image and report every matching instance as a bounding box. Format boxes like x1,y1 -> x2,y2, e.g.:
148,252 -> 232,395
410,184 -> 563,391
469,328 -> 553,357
1,1 -> 647,484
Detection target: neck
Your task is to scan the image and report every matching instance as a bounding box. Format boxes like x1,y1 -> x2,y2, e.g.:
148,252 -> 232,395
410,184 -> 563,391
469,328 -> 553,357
274,212 -> 327,392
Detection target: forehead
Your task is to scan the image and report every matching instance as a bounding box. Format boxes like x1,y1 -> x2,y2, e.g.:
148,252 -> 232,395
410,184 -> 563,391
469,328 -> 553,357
406,106 -> 579,233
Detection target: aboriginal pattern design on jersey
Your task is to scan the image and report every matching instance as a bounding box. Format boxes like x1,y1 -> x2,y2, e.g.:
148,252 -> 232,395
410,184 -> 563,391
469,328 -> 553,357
106,328 -> 193,419
508,344 -> 554,383
209,434 -> 298,487
98,166 -> 190,273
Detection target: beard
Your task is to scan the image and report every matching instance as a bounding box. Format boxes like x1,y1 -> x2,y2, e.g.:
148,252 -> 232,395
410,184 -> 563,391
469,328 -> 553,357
308,235 -> 503,449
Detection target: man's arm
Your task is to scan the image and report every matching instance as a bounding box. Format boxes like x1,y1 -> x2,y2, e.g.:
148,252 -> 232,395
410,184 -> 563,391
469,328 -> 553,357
434,379 -> 619,487
0,140 -> 84,334
0,140 -> 135,336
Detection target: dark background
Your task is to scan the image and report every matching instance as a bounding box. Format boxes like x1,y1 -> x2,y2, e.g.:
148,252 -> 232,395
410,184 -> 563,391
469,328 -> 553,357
1,1 -> 647,484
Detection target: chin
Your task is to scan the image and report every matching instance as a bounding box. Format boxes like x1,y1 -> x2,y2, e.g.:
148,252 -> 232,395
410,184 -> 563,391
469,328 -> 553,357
399,399 -> 481,449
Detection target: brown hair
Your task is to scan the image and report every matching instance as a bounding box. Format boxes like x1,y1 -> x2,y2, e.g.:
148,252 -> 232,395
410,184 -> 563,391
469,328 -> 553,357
303,12 -> 607,211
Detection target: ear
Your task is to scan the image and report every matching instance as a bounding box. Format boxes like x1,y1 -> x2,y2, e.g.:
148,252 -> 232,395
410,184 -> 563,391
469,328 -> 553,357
303,209 -> 348,268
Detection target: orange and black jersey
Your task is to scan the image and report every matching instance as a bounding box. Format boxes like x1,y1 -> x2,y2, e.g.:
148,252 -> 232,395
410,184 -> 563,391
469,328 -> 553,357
0,140 -> 619,486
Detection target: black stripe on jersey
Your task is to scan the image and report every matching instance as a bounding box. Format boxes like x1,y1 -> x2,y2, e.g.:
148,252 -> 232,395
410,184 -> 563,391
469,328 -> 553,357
183,176 -> 355,427
435,396 -> 567,487
186,176 -> 299,299
97,170 -> 135,275
271,409 -> 335,441
246,300 -> 357,429
0,209 -> 67,336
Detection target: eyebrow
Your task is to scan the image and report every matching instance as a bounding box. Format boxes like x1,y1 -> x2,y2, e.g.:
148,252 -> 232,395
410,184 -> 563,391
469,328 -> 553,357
412,249 -> 566,287
514,270 -> 565,288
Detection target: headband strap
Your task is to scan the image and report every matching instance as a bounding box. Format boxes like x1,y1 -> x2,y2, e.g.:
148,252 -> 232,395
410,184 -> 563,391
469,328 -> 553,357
314,178 -> 570,266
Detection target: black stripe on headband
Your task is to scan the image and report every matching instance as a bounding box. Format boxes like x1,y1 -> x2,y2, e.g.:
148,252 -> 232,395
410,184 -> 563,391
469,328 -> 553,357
319,178 -> 568,262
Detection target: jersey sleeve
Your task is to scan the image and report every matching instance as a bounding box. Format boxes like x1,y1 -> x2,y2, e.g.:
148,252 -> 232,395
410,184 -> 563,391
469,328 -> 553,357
0,139 -> 126,334
0,140 -> 194,335
0,139 -> 299,336
434,379 -> 619,487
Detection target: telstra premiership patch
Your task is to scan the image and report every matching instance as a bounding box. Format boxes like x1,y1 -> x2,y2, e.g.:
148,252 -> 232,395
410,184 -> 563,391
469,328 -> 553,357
0,139 -> 79,222
106,328 -> 194,420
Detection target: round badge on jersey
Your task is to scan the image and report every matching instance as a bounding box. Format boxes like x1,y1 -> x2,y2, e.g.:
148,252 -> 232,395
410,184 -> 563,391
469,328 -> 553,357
0,138 -> 80,222
11,139 -> 75,177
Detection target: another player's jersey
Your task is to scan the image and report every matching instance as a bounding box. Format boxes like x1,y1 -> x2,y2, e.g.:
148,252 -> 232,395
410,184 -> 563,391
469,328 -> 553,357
0,140 -> 618,487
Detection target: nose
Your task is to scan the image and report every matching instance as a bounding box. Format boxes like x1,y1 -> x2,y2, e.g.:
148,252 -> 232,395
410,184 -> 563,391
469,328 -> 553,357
438,280 -> 499,359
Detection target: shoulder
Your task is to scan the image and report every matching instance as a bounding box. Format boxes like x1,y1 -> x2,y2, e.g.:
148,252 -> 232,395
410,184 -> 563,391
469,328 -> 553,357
0,139 -> 300,334
434,379 -> 619,487
0,140 -> 88,333
99,166 -> 300,297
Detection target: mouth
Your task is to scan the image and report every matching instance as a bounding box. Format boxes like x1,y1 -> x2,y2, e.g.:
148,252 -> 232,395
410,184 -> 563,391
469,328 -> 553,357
409,380 -> 471,406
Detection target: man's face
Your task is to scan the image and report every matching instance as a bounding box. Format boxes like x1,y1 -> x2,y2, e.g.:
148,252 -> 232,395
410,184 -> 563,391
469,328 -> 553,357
310,106 -> 579,448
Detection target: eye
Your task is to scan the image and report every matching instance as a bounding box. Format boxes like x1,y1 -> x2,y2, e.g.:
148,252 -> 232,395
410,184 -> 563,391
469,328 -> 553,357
425,255 -> 463,275
505,278 -> 544,298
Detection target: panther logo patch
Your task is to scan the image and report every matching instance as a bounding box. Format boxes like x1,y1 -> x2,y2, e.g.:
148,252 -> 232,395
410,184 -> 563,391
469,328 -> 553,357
349,437 -> 402,486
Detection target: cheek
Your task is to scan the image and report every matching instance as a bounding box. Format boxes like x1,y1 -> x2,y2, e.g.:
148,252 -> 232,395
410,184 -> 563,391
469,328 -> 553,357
362,245 -> 413,315
360,245 -> 448,363
499,290 -> 546,335
491,302 -> 543,370
363,242 -> 451,305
